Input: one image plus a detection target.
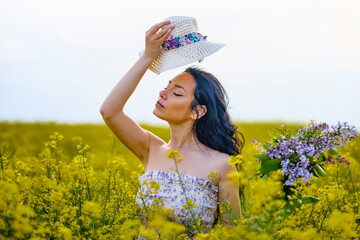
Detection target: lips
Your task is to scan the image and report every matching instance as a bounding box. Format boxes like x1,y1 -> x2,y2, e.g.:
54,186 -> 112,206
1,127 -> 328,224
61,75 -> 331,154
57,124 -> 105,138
156,100 -> 165,108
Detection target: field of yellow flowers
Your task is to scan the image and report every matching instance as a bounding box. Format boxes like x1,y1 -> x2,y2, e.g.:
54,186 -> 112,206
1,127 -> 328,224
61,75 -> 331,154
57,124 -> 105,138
0,121 -> 359,239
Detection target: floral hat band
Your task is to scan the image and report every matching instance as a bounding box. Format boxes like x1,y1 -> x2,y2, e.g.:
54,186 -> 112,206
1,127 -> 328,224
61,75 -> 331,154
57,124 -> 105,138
139,16 -> 225,74
161,32 -> 208,51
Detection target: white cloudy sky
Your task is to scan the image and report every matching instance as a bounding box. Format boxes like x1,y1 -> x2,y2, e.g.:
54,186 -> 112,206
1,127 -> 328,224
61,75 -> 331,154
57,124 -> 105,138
1,0 -> 359,128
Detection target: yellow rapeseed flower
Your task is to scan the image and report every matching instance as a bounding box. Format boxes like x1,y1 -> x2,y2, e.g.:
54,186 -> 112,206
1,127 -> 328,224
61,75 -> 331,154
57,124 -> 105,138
166,149 -> 183,164
324,209 -> 359,239
183,198 -> 197,210
207,171 -> 221,186
149,180 -> 160,194
228,154 -> 245,169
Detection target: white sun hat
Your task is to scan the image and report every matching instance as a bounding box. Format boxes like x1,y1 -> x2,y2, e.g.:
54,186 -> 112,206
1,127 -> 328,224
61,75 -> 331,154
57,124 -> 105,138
139,16 -> 226,75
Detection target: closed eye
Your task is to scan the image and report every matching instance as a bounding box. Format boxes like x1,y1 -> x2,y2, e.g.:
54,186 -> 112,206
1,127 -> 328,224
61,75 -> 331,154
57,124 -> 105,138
164,87 -> 183,96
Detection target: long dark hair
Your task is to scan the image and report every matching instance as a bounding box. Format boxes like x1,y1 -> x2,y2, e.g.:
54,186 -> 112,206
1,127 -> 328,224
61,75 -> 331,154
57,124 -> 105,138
184,66 -> 244,156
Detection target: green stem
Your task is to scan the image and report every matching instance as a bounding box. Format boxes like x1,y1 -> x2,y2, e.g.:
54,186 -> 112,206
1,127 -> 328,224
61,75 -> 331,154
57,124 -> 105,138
56,157 -> 61,184
109,193 -> 125,226
318,205 -> 331,232
82,153 -> 92,201
236,163 -> 247,216
46,157 -> 51,179
336,161 -> 340,185
102,172 -> 111,222
0,154 -> 3,173
347,164 -> 358,204
0,155 -> 4,180
306,204 -> 315,225
140,195 -> 151,219
218,187 -> 236,226
139,194 -> 164,238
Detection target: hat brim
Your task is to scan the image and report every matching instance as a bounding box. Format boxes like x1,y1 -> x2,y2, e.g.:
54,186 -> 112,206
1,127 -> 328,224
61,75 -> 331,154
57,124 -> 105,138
140,41 -> 225,75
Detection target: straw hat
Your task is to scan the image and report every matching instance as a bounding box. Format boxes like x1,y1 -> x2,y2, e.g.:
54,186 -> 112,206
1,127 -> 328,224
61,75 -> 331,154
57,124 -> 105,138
139,16 -> 225,75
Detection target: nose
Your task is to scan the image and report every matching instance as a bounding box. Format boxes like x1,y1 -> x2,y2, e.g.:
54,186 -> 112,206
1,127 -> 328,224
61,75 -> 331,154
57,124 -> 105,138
159,89 -> 167,99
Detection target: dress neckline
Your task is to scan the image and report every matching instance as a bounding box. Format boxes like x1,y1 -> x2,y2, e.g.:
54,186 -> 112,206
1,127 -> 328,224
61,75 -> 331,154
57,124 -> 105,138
139,170 -> 219,191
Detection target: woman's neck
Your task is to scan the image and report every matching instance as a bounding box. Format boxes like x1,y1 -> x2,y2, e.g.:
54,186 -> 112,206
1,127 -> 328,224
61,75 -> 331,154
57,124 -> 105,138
167,121 -> 198,149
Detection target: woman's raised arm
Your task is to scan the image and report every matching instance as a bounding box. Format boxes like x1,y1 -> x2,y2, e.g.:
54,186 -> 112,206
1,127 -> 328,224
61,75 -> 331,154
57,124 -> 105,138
100,20 -> 174,165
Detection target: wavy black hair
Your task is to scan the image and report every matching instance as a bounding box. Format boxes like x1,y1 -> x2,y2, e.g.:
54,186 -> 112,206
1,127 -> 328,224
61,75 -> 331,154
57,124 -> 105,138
184,66 -> 244,156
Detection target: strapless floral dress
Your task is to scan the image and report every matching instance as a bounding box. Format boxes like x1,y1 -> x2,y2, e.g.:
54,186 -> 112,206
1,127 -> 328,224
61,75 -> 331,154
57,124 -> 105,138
135,170 -> 219,239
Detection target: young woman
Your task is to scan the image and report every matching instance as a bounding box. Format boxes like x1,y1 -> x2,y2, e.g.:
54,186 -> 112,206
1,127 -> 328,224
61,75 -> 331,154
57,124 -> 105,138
100,20 -> 244,237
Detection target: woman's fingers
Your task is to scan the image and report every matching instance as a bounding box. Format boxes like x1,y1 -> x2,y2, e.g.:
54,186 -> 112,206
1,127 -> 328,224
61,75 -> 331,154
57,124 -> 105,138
148,20 -> 171,35
158,27 -> 173,42
142,20 -> 174,59
155,24 -> 174,40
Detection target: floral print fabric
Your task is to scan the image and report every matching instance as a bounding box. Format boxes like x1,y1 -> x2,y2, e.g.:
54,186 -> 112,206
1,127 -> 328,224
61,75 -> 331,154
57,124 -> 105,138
136,170 -> 219,238
161,32 -> 208,51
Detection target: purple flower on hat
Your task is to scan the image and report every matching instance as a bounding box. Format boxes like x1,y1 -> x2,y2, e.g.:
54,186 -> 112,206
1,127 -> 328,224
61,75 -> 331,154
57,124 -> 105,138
142,16 -> 226,74
161,31 -> 208,51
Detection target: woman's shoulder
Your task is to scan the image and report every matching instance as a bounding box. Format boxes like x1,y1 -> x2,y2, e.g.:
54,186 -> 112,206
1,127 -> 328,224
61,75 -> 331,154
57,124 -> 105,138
204,147 -> 232,174
210,151 -> 234,182
210,149 -> 230,163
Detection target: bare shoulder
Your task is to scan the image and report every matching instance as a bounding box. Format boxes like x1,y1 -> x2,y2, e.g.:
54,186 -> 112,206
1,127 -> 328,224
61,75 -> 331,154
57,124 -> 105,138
217,153 -> 234,177
206,148 -> 233,176
145,131 -> 166,166
147,131 -> 167,159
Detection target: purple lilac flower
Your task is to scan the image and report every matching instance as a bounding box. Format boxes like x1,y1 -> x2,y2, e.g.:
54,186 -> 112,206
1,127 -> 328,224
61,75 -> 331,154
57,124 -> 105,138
262,121 -> 359,186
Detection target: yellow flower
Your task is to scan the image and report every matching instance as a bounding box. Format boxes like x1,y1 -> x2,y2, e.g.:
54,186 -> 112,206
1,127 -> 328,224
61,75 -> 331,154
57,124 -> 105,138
149,180 -> 160,193
324,209 -> 359,239
207,171 -> 221,185
183,198 -> 197,210
228,154 -> 245,169
59,226 -> 72,240
166,149 -> 183,164
226,170 -> 242,187
143,213 -> 186,239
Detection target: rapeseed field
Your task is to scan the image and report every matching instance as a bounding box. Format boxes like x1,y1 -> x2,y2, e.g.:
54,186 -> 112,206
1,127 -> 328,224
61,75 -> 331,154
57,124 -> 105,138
0,121 -> 359,239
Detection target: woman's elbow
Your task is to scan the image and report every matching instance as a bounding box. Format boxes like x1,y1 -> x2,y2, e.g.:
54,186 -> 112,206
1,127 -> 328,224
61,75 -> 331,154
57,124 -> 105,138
99,107 -> 109,118
99,107 -> 114,121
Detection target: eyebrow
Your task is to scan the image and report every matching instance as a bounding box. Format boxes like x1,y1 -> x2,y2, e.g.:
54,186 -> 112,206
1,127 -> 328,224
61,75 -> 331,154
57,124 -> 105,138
169,80 -> 187,93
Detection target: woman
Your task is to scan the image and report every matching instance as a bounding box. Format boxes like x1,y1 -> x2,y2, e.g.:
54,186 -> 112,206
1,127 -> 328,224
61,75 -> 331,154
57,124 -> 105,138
100,20 -> 244,237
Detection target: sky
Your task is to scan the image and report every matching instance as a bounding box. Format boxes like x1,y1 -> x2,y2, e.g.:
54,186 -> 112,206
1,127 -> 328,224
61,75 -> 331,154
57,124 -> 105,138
1,0 -> 359,129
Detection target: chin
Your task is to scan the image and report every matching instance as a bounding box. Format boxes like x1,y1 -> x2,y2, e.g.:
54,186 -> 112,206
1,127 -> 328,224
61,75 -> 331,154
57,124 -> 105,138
153,109 -> 166,121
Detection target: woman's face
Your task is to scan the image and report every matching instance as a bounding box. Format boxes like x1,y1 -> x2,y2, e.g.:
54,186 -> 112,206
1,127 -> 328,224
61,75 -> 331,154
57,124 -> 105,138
153,72 -> 196,124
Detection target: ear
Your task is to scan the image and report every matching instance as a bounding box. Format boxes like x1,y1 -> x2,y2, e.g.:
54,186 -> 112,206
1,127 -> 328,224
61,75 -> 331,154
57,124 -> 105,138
191,105 -> 207,120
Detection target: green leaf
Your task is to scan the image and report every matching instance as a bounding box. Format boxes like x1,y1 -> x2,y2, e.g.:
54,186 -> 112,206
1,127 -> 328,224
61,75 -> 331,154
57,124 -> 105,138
254,154 -> 271,165
274,127 -> 284,134
263,143 -> 269,151
268,131 -> 282,141
248,173 -> 262,181
285,130 -> 293,140
280,191 -> 319,221
317,153 -> 325,163
312,167 -> 320,177
280,199 -> 298,220
313,164 -> 328,179
302,196 -> 320,204
327,148 -> 339,156
259,158 -> 282,175
305,155 -> 314,162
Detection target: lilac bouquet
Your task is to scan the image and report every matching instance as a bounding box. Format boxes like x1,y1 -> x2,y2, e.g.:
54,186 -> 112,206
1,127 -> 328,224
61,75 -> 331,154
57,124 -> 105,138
253,121 -> 359,187
251,121 -> 359,220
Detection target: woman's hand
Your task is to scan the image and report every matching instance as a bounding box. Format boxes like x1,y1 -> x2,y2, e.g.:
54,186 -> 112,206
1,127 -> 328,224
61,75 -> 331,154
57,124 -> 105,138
143,20 -> 175,60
